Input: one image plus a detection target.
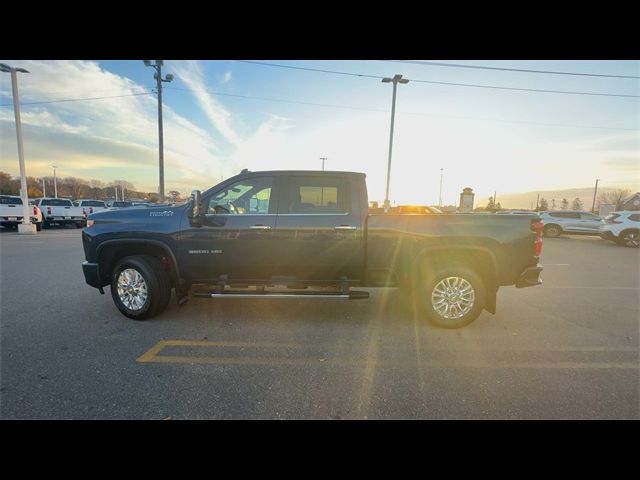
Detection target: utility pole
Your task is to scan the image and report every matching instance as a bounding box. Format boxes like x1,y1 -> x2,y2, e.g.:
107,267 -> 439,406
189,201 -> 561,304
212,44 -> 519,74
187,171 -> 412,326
536,193 -> 540,211
439,168 -> 443,207
381,74 -> 409,212
320,157 -> 327,171
144,60 -> 174,203
591,179 -> 600,213
53,165 -> 58,198
42,178 -> 46,197
1,63 -> 35,234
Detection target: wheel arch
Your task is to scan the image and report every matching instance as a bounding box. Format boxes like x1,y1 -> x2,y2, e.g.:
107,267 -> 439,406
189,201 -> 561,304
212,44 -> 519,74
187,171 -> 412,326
413,245 -> 498,314
96,239 -> 179,286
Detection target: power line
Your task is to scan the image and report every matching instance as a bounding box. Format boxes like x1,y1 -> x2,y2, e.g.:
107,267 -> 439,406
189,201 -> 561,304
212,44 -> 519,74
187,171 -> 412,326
1,82 -> 635,131
380,60 -> 640,79
0,91 -> 154,107
235,60 -> 640,98
165,85 -> 637,131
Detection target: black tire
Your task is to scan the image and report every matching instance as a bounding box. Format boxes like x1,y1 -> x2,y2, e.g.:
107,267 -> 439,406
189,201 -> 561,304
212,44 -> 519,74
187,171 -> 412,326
42,220 -> 49,229
616,229 -> 640,248
416,263 -> 486,328
544,224 -> 562,238
110,255 -> 172,320
75,221 -> 84,228
36,222 -> 42,232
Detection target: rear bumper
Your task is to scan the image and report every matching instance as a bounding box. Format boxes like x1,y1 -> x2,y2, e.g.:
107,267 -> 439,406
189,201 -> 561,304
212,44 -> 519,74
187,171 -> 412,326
515,265 -> 543,288
82,261 -> 102,289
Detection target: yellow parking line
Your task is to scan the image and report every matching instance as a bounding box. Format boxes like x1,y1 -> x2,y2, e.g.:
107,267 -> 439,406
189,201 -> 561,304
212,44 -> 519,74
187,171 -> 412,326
136,339 -> 303,363
137,339 -> 640,369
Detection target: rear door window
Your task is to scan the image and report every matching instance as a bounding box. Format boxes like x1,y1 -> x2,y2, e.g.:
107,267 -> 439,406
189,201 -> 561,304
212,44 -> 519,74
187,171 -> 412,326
0,197 -> 22,205
81,201 -> 105,207
41,199 -> 73,207
284,177 -> 351,214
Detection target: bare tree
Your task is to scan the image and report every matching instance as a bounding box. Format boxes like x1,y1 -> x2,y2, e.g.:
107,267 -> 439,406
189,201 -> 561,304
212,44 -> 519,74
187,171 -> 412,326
571,197 -> 584,210
598,189 -> 632,210
561,198 -> 569,210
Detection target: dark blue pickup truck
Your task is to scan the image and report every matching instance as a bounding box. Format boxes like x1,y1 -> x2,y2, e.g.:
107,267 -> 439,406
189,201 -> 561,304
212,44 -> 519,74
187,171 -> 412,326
82,170 -> 543,328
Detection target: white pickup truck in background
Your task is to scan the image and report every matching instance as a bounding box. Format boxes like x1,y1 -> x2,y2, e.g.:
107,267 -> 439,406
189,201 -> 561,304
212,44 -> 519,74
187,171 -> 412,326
0,195 -> 43,231
34,197 -> 85,228
74,199 -> 109,216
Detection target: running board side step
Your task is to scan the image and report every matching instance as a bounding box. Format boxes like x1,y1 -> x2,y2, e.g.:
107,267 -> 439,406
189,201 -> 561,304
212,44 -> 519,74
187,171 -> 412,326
192,289 -> 369,300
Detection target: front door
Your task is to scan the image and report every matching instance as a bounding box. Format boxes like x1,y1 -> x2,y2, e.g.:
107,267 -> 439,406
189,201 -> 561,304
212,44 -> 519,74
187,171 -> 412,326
180,175 -> 278,283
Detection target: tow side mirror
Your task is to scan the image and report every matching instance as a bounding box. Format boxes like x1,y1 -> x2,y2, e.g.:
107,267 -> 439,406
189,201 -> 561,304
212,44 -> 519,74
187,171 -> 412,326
190,190 -> 202,219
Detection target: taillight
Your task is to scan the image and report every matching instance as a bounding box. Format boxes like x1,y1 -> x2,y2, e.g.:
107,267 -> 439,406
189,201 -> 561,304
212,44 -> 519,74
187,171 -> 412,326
534,237 -> 543,257
82,207 -> 86,215
86,219 -> 94,227
33,206 -> 37,216
89,207 -> 94,214
47,207 -> 51,215
531,220 -> 544,257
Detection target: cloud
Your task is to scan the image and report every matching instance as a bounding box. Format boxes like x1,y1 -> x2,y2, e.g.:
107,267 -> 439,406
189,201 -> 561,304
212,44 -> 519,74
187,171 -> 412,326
168,60 -> 241,146
0,60 -> 225,191
223,71 -> 232,83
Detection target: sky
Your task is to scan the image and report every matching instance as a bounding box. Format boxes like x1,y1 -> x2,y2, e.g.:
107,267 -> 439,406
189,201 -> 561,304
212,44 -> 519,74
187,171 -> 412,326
0,60 -> 638,207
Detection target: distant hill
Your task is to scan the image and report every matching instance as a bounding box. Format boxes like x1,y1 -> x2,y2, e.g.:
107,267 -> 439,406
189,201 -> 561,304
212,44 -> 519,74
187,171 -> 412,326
479,186 -> 640,210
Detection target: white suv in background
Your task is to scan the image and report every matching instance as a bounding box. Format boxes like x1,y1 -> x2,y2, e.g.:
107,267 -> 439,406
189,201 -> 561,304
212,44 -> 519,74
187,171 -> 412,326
600,211 -> 640,247
538,210 -> 602,238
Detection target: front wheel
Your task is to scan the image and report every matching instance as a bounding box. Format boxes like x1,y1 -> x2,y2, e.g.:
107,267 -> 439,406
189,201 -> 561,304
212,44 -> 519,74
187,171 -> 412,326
110,255 -> 172,320
417,264 -> 486,328
617,230 -> 640,248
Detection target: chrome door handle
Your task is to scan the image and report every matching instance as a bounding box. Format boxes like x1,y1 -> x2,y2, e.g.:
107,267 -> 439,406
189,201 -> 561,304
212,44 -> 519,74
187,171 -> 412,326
334,225 -> 357,230
250,225 -> 272,230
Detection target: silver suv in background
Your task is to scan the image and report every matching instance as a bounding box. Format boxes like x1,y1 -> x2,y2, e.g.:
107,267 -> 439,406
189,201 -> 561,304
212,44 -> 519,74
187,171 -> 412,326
539,210 -> 602,238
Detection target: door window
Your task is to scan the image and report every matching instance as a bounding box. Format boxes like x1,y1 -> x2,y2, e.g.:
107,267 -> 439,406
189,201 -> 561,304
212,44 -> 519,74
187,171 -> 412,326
207,177 -> 273,215
285,177 -> 351,214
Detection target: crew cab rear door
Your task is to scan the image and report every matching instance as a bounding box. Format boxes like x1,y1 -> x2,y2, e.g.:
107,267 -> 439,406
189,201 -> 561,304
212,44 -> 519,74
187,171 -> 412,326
273,174 -> 364,283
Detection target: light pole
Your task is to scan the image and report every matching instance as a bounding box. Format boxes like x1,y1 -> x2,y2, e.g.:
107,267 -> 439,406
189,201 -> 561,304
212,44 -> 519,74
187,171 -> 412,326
439,168 -> 443,207
591,179 -> 600,213
52,165 -> 58,198
1,63 -> 35,234
42,177 -> 46,197
382,74 -> 409,212
144,60 -> 174,203
320,157 -> 327,171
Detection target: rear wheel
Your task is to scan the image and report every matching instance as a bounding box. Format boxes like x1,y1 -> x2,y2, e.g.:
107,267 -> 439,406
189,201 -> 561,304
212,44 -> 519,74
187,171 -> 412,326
110,255 -> 172,320
617,230 -> 640,248
35,222 -> 42,232
544,224 -> 562,238
417,263 -> 486,328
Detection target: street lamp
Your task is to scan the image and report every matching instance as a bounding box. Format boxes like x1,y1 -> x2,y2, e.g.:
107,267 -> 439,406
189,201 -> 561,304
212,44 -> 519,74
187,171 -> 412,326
1,63 -> 36,234
52,165 -> 58,198
143,60 -> 173,203
320,157 -> 327,171
592,179 -> 600,213
381,74 -> 409,212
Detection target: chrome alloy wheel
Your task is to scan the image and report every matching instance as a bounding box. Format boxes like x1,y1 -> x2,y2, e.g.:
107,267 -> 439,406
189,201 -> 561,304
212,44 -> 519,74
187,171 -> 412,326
623,232 -> 640,248
431,276 -> 475,319
117,268 -> 148,311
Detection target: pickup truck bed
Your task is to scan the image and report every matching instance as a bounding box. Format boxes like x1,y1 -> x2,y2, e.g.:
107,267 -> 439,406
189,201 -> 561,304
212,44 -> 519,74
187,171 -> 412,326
81,170 -> 542,328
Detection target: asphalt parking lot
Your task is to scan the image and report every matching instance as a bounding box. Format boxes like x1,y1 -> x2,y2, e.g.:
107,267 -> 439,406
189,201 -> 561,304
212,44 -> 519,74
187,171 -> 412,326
1,227 -> 638,419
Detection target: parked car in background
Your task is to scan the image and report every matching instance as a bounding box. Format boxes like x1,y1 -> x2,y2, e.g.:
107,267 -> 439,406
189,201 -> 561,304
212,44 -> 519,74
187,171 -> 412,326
368,205 -> 442,214
74,199 -> 108,216
538,210 -> 602,238
0,195 -> 43,231
600,211 -> 640,247
496,210 -> 533,215
106,201 -> 133,209
34,198 -> 85,228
